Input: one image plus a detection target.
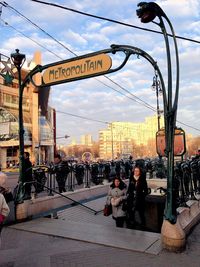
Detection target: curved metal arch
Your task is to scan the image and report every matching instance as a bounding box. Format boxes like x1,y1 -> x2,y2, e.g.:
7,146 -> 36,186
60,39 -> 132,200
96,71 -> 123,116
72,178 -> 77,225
24,44 -> 167,113
108,44 -> 168,111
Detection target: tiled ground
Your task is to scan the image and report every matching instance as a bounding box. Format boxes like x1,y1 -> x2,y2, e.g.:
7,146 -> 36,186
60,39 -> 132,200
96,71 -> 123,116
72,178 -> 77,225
1,196 -> 200,267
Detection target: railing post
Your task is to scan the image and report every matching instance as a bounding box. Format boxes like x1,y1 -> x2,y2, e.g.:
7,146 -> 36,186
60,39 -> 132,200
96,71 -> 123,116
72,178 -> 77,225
68,163 -> 74,191
47,172 -> 54,196
84,162 -> 90,188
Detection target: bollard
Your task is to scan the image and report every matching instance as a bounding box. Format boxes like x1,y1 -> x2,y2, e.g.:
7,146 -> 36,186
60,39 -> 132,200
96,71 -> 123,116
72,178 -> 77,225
161,219 -> 186,252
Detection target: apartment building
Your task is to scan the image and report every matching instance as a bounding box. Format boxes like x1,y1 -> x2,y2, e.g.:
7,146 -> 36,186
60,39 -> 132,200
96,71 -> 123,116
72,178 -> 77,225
99,115 -> 164,160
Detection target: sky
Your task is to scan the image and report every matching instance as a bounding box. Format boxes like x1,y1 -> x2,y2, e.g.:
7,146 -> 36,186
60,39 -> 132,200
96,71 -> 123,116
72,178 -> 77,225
0,0 -> 200,145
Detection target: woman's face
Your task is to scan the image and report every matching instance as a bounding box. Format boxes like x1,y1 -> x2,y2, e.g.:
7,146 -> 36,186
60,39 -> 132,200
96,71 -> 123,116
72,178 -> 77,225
134,167 -> 141,177
114,178 -> 120,187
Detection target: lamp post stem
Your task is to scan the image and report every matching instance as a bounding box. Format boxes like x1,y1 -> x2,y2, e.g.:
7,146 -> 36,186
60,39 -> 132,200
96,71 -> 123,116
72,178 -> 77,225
155,73 -> 161,131
17,66 -> 25,203
158,13 -> 179,224
111,123 -> 114,160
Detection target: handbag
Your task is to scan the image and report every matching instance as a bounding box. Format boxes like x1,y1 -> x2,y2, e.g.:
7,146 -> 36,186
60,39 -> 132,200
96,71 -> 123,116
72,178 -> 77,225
122,200 -> 128,211
122,200 -> 127,211
0,214 -> 5,224
103,204 -> 112,216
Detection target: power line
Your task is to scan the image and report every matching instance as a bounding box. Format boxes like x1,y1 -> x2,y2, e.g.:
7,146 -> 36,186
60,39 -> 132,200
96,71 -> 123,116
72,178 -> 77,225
104,75 -> 156,112
1,16 -> 156,112
56,109 -> 200,134
0,11 -> 158,112
0,18 -> 61,59
57,110 -> 109,125
176,120 -> 200,132
1,1 -> 76,56
1,2 -> 200,133
94,77 -> 156,112
55,110 -> 147,133
30,0 -> 200,45
0,2 -> 157,113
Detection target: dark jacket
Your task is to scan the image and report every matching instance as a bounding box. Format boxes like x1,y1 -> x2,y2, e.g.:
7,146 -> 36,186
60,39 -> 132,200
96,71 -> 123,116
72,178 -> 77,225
24,158 -> 32,181
54,160 -> 69,180
127,174 -> 148,212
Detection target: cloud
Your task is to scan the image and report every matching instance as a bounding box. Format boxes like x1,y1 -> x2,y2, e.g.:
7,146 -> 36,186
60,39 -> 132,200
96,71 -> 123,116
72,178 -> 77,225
61,29 -> 88,46
158,0 -> 200,17
1,0 -> 200,140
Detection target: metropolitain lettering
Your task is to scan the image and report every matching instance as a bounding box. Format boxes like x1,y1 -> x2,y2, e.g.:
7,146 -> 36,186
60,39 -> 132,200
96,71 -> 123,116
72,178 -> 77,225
48,58 -> 103,81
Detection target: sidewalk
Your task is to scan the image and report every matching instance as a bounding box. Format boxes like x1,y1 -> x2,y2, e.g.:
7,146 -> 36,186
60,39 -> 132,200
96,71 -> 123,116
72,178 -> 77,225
0,196 -> 200,267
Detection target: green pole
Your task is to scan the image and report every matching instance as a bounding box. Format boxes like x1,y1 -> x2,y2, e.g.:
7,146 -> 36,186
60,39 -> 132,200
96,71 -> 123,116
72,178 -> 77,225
11,49 -> 26,203
136,2 -> 180,223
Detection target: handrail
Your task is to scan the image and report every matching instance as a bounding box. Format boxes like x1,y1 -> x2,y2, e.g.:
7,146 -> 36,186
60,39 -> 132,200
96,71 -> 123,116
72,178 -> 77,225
19,181 -> 102,215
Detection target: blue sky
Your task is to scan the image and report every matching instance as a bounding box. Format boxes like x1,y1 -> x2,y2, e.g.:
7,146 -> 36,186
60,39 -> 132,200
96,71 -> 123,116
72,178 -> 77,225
1,0 -> 200,144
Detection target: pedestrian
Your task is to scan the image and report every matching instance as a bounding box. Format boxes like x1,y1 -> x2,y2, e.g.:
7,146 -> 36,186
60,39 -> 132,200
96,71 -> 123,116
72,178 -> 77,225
0,172 -> 13,203
23,152 -> 33,200
0,192 -> 10,246
126,166 -> 148,229
54,154 -> 69,193
109,161 -> 116,182
106,177 -> 127,228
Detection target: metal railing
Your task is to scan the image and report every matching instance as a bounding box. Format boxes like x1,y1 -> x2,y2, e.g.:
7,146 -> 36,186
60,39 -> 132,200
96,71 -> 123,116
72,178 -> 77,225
17,180 -> 101,215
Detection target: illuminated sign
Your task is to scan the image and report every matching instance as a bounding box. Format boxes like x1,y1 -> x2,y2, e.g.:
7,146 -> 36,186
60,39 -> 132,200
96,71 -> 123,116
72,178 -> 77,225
156,128 -> 186,157
43,54 -> 112,85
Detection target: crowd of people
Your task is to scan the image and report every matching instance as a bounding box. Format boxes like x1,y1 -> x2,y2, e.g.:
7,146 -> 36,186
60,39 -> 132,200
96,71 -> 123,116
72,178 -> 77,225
2,149 -> 200,249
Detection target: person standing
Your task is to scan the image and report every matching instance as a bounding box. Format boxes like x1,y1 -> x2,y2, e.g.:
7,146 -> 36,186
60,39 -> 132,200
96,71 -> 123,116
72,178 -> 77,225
0,193 -> 10,238
106,177 -> 127,228
54,154 -> 69,193
0,172 -> 13,203
126,166 -> 148,229
23,152 -> 33,200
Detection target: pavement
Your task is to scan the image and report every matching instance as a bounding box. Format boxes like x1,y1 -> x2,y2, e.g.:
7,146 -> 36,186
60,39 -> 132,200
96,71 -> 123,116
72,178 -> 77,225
0,196 -> 200,267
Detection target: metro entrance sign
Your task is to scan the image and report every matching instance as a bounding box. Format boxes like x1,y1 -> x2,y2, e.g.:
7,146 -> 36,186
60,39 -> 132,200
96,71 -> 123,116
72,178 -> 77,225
42,53 -> 112,86
11,43 -> 181,227
29,44 -> 165,88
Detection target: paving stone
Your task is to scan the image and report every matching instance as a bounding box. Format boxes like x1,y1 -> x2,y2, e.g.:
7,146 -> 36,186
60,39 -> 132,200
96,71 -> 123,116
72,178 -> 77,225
1,196 -> 200,266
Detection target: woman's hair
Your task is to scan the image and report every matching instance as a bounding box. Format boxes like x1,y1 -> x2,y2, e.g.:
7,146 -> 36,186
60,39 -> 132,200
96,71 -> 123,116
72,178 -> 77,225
110,177 -> 127,190
131,166 -> 146,181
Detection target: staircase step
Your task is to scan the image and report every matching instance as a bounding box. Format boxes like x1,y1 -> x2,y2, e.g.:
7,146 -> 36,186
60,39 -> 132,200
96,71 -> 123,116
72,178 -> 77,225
10,217 -> 162,255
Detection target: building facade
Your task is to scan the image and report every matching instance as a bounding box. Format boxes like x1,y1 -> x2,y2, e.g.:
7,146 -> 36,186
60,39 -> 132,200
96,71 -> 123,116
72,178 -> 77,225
81,134 -> 93,147
99,115 -> 164,160
0,51 -> 55,169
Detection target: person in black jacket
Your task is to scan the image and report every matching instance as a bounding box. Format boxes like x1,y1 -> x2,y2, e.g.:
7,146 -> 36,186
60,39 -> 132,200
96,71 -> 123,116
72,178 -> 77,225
54,154 -> 69,193
23,152 -> 33,200
126,166 -> 148,229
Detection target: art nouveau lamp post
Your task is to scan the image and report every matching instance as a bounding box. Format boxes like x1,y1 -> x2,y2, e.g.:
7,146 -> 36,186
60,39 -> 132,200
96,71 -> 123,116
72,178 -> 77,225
137,2 -> 180,223
11,49 -> 26,203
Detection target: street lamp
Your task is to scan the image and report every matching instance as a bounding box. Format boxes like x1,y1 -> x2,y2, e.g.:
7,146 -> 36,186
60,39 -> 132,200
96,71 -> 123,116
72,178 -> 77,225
56,135 -> 70,140
55,135 -> 70,156
110,123 -> 114,160
137,2 -> 180,223
10,49 -> 26,203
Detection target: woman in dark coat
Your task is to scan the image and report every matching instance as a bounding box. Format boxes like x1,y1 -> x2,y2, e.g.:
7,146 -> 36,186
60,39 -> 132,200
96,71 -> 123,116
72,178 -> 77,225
126,166 -> 148,228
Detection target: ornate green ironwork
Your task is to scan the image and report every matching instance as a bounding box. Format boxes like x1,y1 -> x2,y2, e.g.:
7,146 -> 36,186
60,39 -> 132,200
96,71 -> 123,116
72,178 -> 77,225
11,44 -> 166,203
0,54 -> 15,85
137,2 -> 180,224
